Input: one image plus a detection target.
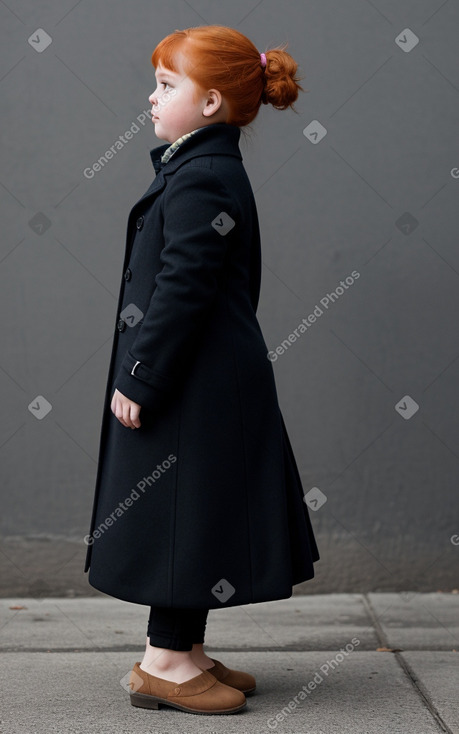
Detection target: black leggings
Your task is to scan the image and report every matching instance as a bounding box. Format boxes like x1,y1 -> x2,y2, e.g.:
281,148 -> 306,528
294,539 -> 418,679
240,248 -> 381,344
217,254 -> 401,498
147,606 -> 209,651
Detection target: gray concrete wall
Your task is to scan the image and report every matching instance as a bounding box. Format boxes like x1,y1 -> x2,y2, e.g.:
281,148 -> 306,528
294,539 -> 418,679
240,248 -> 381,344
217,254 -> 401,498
1,0 -> 458,597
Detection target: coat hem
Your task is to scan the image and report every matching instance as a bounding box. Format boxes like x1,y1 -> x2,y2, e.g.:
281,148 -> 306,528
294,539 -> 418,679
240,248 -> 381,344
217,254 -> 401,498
85,574 -> 317,610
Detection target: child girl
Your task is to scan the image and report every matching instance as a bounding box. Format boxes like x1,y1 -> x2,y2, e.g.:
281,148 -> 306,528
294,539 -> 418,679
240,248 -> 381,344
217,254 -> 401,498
84,24 -> 319,715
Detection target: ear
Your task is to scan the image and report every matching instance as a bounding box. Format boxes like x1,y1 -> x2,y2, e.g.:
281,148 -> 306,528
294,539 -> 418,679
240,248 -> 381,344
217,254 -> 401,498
202,88 -> 223,117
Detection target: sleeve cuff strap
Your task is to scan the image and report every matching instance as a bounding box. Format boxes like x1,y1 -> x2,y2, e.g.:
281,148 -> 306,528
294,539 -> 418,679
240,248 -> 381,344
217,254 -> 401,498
112,351 -> 173,410
121,350 -> 172,390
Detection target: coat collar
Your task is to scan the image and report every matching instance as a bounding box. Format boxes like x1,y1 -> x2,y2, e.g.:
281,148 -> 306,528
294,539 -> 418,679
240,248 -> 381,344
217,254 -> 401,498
130,123 -> 242,213
149,122 -> 242,175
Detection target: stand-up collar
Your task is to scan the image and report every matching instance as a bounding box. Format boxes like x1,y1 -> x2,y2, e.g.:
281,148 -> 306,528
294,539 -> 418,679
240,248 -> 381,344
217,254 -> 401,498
149,123 -> 242,175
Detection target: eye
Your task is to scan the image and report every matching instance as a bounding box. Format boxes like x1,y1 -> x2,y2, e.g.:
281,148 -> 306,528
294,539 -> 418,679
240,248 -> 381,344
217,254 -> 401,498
161,82 -> 172,89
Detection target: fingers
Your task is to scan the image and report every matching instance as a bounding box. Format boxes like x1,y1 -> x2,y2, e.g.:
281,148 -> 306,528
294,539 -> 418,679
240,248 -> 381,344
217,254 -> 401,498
127,401 -> 141,429
130,403 -> 142,429
111,389 -> 142,429
111,393 -> 129,428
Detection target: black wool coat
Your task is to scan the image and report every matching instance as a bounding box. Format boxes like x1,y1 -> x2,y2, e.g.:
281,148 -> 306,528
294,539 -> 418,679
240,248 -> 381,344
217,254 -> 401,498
84,122 -> 319,609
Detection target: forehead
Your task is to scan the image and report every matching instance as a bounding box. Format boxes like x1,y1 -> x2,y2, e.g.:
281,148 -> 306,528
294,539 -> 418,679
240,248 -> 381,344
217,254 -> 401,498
154,49 -> 188,79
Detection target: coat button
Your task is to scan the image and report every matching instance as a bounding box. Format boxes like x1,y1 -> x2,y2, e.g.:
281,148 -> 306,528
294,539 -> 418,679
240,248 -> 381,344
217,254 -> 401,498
124,268 -> 132,281
117,318 -> 126,332
136,215 -> 144,230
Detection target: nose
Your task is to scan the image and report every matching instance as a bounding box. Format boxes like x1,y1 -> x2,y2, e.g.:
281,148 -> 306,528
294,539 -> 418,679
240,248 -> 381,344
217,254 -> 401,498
149,91 -> 156,105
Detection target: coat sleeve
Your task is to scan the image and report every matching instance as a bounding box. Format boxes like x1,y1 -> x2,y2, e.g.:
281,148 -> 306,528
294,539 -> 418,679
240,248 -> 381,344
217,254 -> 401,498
112,164 -> 238,410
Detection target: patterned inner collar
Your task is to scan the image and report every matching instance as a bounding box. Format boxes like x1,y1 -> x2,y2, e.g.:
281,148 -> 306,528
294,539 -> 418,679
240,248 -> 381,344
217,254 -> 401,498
160,127 -> 204,166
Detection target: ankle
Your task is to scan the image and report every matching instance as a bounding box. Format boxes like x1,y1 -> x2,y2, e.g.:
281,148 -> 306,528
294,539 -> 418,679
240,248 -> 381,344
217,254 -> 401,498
144,646 -> 191,669
190,643 -> 214,665
140,646 -> 207,684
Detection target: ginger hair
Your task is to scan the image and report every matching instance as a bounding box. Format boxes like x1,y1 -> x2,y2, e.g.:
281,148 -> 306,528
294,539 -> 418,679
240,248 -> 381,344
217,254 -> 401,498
151,25 -> 305,127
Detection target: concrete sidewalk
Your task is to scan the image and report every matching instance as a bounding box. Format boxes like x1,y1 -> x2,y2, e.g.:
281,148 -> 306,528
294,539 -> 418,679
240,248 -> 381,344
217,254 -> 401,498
0,593 -> 458,733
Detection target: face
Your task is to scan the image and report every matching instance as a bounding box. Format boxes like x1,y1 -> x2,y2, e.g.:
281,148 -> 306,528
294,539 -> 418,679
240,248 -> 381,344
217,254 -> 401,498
148,55 -> 227,143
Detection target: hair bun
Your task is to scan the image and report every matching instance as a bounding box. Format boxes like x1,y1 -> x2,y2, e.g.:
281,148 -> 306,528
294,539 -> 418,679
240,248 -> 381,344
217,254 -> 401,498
261,45 -> 305,111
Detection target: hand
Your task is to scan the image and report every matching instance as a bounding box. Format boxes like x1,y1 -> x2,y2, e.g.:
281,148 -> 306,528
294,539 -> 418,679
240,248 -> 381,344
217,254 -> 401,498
111,388 -> 142,429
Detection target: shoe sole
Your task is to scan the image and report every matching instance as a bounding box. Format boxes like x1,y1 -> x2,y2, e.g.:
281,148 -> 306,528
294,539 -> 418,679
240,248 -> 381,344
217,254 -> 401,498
130,691 -> 247,714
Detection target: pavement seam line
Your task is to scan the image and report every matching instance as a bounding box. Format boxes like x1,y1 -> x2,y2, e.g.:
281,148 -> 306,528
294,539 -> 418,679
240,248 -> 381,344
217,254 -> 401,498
362,594 -> 452,734
393,651 -> 454,734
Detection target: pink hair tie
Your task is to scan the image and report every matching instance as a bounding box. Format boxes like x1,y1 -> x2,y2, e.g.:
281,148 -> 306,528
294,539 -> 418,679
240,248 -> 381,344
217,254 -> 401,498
260,52 -> 267,69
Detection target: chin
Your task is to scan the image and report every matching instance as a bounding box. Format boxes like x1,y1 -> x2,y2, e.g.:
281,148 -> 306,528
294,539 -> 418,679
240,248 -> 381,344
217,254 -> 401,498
158,131 -> 174,144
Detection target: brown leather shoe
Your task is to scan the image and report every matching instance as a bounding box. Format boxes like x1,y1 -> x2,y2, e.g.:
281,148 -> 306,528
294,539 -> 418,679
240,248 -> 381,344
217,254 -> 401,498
128,662 -> 246,714
203,658 -> 256,695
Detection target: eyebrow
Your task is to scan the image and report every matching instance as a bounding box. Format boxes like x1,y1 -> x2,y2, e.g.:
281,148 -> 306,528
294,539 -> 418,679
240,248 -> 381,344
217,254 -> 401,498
154,71 -> 177,80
